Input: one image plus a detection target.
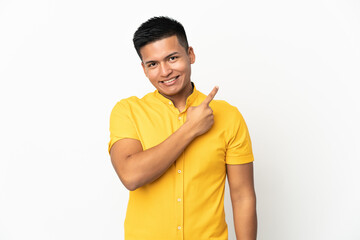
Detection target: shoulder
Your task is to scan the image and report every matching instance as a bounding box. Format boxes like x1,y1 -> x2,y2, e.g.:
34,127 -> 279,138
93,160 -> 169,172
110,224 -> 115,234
195,90 -> 243,119
211,100 -> 243,119
111,96 -> 139,113
112,91 -> 155,111
211,99 -> 238,111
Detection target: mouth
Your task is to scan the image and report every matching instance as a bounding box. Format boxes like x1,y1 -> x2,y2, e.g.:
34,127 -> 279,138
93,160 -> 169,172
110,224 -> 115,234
160,75 -> 179,84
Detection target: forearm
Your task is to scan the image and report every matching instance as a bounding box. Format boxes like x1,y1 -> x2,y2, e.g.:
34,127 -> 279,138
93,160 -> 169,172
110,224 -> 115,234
125,121 -> 196,190
232,196 -> 257,240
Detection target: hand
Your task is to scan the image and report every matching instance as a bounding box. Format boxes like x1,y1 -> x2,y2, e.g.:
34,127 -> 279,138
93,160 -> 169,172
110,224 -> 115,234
186,86 -> 219,137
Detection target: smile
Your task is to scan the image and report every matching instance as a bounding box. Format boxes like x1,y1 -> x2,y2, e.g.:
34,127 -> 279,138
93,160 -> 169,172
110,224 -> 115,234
161,76 -> 179,84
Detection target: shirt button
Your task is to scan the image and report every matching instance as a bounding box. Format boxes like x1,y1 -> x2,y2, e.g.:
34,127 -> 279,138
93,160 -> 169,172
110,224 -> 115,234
178,116 -> 182,120
177,198 -> 181,202
168,101 -> 172,105
178,170 -> 181,173
178,226 -> 182,230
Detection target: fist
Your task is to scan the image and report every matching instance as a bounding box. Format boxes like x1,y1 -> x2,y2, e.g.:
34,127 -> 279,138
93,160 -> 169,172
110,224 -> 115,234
186,86 -> 219,137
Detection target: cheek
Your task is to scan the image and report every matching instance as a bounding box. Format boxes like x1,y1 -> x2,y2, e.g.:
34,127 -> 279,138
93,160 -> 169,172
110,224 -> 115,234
174,61 -> 190,73
147,69 -> 159,81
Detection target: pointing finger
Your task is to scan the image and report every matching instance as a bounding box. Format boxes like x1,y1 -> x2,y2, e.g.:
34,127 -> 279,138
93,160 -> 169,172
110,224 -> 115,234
202,86 -> 219,106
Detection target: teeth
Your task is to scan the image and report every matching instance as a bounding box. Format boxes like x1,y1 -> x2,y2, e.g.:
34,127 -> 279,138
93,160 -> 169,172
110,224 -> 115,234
163,77 -> 176,83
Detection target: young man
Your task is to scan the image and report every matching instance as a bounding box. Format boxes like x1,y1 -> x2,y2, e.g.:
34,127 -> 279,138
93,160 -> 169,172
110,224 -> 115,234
109,16 -> 257,240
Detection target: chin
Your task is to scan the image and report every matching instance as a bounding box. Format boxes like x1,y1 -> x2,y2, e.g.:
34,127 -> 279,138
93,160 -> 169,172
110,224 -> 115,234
158,82 -> 182,94
159,89 -> 181,97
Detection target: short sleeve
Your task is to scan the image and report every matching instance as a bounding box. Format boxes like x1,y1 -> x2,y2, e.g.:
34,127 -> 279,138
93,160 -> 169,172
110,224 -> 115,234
225,108 -> 254,164
108,100 -> 140,154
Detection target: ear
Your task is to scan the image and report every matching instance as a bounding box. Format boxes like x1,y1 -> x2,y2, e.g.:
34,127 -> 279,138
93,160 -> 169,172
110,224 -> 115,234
141,62 -> 148,78
188,47 -> 195,64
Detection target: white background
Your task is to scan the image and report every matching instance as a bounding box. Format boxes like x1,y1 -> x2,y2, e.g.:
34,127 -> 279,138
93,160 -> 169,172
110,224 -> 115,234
1,0 -> 359,239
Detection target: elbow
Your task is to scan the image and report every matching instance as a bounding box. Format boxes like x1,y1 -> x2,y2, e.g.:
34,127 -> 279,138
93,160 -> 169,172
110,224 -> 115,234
119,173 -> 140,191
231,190 -> 257,205
124,180 -> 138,191
111,155 -> 140,191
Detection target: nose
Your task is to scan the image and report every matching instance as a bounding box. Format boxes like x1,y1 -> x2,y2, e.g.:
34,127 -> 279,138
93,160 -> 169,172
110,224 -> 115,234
160,62 -> 172,77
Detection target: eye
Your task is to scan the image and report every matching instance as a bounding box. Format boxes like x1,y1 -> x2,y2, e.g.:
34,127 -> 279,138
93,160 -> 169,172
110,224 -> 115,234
147,62 -> 157,68
169,56 -> 178,62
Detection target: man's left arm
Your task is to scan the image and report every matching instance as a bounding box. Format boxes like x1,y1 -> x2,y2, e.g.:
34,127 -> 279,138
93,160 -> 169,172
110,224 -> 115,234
227,162 -> 257,240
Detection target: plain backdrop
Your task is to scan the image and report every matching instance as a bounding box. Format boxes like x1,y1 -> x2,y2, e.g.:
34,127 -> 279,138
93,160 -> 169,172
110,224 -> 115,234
1,0 -> 359,239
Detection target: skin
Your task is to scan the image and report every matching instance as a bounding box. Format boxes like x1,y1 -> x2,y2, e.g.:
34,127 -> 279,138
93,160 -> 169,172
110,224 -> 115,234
110,35 -> 257,239
228,163 -> 257,239
140,35 -> 195,111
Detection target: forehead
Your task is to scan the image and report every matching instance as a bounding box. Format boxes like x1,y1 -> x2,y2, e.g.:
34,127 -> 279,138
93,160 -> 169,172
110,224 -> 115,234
140,35 -> 186,61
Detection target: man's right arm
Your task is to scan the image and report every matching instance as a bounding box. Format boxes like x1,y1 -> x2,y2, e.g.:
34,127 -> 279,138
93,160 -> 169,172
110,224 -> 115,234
110,86 -> 218,191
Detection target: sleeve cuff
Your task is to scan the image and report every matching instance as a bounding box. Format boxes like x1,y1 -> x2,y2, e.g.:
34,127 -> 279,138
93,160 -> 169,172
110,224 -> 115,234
225,154 -> 254,165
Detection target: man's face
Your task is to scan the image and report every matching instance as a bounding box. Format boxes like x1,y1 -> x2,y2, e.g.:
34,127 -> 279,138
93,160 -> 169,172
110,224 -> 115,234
140,35 -> 195,98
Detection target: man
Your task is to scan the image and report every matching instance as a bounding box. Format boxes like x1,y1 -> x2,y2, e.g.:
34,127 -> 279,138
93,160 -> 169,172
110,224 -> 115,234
109,16 -> 257,240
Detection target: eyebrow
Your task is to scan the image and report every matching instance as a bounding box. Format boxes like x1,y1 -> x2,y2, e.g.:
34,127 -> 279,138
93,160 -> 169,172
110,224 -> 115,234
144,52 -> 180,65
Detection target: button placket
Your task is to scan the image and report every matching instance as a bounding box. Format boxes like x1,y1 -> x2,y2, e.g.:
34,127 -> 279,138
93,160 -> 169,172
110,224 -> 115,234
175,152 -> 184,240
175,109 -> 185,239
178,112 -> 185,125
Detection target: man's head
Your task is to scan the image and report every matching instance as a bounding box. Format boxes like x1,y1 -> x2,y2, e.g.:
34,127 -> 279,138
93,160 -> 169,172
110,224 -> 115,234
133,16 -> 189,60
133,16 -> 195,100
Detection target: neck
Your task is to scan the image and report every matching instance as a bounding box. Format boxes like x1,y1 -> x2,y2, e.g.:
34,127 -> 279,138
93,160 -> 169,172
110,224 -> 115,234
160,82 -> 194,112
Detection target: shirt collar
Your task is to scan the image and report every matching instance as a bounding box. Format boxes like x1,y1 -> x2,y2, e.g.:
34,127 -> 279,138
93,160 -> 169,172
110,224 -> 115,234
154,82 -> 199,110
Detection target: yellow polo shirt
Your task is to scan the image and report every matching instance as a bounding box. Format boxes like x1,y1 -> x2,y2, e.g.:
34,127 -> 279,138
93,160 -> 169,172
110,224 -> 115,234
108,83 -> 254,240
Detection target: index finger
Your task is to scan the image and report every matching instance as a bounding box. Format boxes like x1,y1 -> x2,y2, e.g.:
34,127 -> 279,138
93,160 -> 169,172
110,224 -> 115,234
202,86 -> 219,106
